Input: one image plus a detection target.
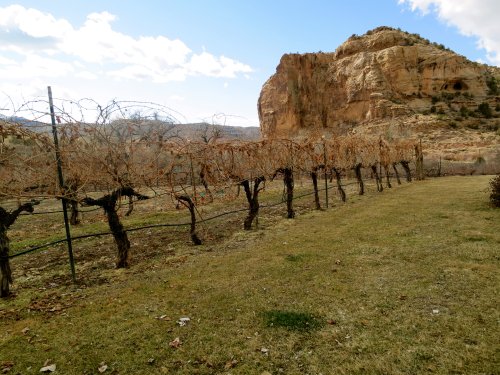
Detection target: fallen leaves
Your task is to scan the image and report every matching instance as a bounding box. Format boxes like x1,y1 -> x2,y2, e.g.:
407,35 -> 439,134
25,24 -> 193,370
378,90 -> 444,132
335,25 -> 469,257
28,293 -> 72,314
39,364 -> 56,373
97,362 -> 108,373
155,315 -> 171,321
1,361 -> 14,374
0,309 -> 21,321
169,337 -> 182,348
224,359 -> 238,370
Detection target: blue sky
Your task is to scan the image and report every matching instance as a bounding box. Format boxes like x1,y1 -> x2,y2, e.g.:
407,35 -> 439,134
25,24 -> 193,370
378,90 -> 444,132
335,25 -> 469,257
0,0 -> 498,126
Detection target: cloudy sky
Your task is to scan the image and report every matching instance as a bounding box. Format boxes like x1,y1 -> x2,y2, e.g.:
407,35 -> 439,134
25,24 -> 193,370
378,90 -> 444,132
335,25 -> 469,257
0,0 -> 498,126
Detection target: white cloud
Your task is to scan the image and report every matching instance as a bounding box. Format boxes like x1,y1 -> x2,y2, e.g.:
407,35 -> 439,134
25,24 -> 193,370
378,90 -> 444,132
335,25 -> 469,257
0,55 -> 15,65
0,4 -> 255,125
399,0 -> 500,65
108,65 -> 188,83
0,53 -> 73,80
75,71 -> 98,80
0,4 -> 72,39
187,53 -> 253,78
169,95 -> 185,101
0,4 -> 253,81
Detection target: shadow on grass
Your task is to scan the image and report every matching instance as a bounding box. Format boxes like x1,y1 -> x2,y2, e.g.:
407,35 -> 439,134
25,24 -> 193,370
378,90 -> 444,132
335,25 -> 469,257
263,310 -> 324,332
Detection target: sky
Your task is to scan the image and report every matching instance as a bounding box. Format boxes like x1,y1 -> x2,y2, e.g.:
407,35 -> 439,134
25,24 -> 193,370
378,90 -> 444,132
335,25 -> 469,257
0,0 -> 499,126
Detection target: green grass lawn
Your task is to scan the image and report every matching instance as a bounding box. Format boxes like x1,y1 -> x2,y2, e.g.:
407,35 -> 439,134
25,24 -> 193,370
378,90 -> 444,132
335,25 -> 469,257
1,176 -> 499,374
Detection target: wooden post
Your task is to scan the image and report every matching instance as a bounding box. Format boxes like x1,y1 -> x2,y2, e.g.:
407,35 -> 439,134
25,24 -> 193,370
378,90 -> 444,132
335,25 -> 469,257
323,140 -> 328,208
189,153 -> 197,205
48,86 -> 76,283
415,138 -> 424,180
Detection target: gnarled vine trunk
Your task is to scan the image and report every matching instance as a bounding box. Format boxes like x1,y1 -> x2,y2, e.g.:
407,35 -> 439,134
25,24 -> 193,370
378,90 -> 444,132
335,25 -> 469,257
332,168 -> 346,202
311,168 -> 321,210
64,179 -> 81,225
69,199 -> 80,225
401,161 -> 412,182
415,142 -> 424,181
284,168 -> 295,218
0,225 -> 12,298
384,165 -> 392,188
82,187 -> 148,268
177,195 -> 202,245
242,177 -> 265,230
125,196 -> 134,217
107,208 -> 130,268
371,165 -> 384,192
199,165 -> 214,203
0,203 -> 36,298
354,164 -> 364,195
275,168 -> 295,218
392,163 -> 401,185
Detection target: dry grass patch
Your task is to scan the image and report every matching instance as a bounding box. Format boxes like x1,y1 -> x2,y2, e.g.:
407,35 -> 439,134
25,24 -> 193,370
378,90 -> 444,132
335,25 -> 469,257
1,176 -> 499,374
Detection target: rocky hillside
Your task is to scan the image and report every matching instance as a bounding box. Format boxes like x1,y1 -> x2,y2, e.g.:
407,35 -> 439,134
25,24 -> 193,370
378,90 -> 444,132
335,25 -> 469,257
258,27 -> 500,165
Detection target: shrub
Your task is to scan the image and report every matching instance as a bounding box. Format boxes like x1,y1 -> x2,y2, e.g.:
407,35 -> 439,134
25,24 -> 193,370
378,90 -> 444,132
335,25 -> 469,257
449,121 -> 457,129
489,175 -> 500,207
486,76 -> 498,96
460,106 -> 469,117
475,156 -> 486,165
430,106 -> 436,113
478,102 -> 493,118
442,92 -> 454,101
496,104 -> 500,112
431,96 -> 439,104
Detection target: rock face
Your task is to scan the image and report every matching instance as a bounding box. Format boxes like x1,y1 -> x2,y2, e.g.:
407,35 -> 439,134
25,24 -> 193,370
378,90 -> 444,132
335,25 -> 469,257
258,27 -> 500,138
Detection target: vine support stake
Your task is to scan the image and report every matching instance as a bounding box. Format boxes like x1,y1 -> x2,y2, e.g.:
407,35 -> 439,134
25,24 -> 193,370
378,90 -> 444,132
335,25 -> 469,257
189,153 -> 198,205
323,139 -> 329,208
48,86 -> 76,283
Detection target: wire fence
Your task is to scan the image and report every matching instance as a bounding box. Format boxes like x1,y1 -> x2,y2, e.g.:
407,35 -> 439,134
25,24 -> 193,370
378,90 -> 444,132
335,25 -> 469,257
7,176 -> 390,260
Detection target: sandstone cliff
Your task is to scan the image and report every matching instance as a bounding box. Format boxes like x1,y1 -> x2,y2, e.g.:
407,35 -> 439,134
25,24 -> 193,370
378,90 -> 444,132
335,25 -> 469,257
258,27 -> 500,165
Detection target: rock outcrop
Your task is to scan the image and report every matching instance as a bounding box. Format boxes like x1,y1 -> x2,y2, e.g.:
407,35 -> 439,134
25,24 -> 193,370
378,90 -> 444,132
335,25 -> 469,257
258,27 -> 500,141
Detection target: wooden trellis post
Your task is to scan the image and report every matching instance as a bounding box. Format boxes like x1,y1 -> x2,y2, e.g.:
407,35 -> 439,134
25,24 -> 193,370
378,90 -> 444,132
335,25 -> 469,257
48,86 -> 76,283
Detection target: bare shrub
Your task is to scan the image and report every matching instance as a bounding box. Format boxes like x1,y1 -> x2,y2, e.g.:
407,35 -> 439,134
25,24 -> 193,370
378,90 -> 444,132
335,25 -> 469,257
489,175 -> 500,207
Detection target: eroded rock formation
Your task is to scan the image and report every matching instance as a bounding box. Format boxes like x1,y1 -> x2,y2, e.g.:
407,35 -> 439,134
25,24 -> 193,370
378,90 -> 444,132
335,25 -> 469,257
258,27 -> 500,139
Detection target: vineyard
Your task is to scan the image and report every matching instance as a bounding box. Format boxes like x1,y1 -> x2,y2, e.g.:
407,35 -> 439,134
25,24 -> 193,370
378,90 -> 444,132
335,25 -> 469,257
1,97 -> 499,374
1,175 -> 498,374
0,97 -> 427,299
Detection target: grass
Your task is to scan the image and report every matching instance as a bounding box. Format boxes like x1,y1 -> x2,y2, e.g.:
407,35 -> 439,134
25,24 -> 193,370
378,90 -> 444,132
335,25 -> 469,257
1,176 -> 499,374
263,310 -> 323,332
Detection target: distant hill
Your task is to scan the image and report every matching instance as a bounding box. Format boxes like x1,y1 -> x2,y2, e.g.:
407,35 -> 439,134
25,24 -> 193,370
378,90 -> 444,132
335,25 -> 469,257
0,115 -> 50,132
171,122 -> 260,142
0,115 -> 261,142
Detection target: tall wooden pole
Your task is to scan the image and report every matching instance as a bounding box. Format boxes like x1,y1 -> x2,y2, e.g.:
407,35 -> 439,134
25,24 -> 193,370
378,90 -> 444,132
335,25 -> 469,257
323,140 -> 329,208
48,86 -> 76,283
